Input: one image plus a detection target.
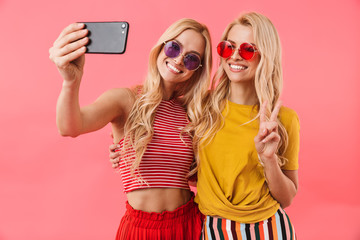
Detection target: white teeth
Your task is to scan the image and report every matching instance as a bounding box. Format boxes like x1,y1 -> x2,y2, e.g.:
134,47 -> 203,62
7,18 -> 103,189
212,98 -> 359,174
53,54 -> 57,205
167,63 -> 180,73
230,64 -> 246,70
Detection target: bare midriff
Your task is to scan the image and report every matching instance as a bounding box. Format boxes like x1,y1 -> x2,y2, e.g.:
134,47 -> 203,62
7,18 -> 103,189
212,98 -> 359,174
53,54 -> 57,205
126,188 -> 192,213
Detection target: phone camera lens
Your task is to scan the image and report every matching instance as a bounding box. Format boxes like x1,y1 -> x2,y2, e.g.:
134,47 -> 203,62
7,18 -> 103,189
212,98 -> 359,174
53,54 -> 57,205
121,23 -> 126,29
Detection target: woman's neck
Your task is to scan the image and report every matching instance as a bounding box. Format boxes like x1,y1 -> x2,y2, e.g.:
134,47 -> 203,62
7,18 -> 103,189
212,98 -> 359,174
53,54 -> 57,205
228,81 -> 257,105
162,82 -> 176,100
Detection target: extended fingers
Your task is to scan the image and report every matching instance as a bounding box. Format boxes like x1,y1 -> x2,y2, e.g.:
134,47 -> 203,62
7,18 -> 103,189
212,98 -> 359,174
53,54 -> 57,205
270,101 -> 282,121
259,100 -> 268,123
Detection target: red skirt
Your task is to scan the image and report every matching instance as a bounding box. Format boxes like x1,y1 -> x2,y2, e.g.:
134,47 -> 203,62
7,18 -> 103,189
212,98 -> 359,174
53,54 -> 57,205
116,194 -> 203,240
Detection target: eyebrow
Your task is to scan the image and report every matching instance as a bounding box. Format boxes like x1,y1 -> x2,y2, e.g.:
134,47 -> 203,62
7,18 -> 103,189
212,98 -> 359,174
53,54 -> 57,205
174,39 -> 202,56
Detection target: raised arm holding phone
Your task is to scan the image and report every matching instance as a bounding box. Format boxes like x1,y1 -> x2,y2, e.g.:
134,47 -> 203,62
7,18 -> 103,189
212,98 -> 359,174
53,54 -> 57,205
50,19 -> 213,240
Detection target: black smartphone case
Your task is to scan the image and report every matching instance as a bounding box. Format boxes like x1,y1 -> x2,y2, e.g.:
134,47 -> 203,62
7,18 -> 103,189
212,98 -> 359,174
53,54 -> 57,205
83,22 -> 129,54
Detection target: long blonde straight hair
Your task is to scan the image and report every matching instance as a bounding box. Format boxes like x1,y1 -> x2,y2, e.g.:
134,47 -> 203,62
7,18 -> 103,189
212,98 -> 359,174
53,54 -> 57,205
122,18 -> 212,179
191,12 -> 288,176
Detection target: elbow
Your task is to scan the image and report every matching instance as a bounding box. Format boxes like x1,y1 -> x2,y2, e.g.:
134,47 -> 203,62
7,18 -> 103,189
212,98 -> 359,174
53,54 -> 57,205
57,126 -> 80,138
58,130 -> 79,138
56,119 -> 82,137
280,198 -> 293,209
279,192 -> 297,209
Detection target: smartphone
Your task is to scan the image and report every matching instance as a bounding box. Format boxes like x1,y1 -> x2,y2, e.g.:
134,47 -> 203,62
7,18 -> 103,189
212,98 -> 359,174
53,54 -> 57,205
82,21 -> 129,54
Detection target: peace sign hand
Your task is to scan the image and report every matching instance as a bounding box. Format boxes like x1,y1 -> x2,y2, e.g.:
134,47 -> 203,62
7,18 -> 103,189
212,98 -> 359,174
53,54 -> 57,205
254,101 -> 282,164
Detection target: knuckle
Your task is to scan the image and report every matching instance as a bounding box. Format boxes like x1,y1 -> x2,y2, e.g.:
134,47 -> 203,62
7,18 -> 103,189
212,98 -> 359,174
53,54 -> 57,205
67,23 -> 77,32
57,60 -> 67,68
55,59 -> 63,67
53,58 -> 60,65
63,44 -> 73,53
63,34 -> 71,44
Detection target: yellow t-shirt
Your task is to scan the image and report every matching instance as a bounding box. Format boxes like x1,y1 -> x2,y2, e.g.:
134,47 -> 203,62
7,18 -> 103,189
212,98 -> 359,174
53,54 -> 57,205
195,100 -> 300,223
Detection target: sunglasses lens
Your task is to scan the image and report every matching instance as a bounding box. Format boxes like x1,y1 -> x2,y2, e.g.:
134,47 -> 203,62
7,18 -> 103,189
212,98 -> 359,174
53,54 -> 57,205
240,43 -> 256,60
217,41 -> 233,58
164,41 -> 180,58
184,54 -> 201,71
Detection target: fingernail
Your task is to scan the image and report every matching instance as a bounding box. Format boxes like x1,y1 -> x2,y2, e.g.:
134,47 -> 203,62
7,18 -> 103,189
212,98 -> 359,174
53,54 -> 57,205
78,23 -> 84,27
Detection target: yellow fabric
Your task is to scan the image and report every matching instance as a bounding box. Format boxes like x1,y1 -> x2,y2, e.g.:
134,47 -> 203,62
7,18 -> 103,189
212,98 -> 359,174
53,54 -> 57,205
195,100 -> 300,223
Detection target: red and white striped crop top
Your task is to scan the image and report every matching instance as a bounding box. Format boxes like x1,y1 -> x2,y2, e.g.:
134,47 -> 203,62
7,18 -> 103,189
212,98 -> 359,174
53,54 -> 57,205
118,98 -> 194,193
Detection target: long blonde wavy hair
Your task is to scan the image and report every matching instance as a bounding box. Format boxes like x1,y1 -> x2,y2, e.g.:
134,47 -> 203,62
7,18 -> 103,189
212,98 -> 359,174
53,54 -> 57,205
191,12 -> 288,176
122,18 -> 212,180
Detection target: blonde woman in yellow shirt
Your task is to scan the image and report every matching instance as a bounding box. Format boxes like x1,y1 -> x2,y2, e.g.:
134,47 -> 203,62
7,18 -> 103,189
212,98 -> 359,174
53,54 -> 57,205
191,12 -> 299,239
110,12 -> 299,239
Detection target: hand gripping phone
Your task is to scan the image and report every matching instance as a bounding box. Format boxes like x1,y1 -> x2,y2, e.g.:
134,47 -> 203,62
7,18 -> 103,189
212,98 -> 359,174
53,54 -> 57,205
83,21 -> 129,54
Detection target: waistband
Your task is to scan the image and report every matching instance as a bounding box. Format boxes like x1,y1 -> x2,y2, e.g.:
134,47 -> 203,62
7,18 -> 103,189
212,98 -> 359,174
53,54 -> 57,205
124,192 -> 198,221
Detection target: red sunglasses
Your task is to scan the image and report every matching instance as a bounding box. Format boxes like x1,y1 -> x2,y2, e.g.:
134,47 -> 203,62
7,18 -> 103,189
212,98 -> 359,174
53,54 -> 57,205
217,41 -> 258,60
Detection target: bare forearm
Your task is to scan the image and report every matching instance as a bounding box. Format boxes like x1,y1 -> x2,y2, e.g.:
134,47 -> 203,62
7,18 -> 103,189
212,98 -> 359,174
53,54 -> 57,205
56,80 -> 83,137
262,157 -> 297,208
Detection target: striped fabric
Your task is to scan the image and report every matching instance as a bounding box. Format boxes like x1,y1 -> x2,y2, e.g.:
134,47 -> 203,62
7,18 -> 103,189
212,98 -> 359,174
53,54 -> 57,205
118,99 -> 194,193
201,208 -> 296,240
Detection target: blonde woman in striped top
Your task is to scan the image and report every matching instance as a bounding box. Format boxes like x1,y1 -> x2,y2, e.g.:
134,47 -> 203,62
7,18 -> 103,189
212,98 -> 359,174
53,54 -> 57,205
50,18 -> 212,239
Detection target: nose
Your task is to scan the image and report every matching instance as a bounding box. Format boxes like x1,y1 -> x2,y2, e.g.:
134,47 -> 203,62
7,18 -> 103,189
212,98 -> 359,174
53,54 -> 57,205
173,54 -> 185,65
231,49 -> 242,60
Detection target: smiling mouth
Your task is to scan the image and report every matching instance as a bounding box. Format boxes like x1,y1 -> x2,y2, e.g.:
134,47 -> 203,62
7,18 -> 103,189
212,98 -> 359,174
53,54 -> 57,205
167,62 -> 182,73
229,64 -> 247,71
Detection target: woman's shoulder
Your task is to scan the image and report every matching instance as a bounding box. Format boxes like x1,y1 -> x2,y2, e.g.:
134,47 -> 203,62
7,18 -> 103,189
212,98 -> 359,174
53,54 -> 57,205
101,87 -> 138,110
130,85 -> 144,96
279,106 -> 300,129
279,106 -> 298,116
105,87 -> 135,99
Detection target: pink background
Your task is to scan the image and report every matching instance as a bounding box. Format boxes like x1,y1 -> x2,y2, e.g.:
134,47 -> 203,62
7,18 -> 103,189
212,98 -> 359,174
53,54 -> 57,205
1,0 -> 359,239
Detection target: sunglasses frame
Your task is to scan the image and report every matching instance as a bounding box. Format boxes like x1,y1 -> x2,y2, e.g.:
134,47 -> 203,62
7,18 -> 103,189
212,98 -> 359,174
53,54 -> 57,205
163,40 -> 202,71
217,40 -> 258,60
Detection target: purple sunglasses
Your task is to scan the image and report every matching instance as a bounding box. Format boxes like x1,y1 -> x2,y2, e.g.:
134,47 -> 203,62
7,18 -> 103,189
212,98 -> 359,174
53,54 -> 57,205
163,40 -> 202,71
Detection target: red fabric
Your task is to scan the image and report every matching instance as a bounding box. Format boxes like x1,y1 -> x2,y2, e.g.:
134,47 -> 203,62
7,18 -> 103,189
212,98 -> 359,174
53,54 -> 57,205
116,195 -> 204,240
